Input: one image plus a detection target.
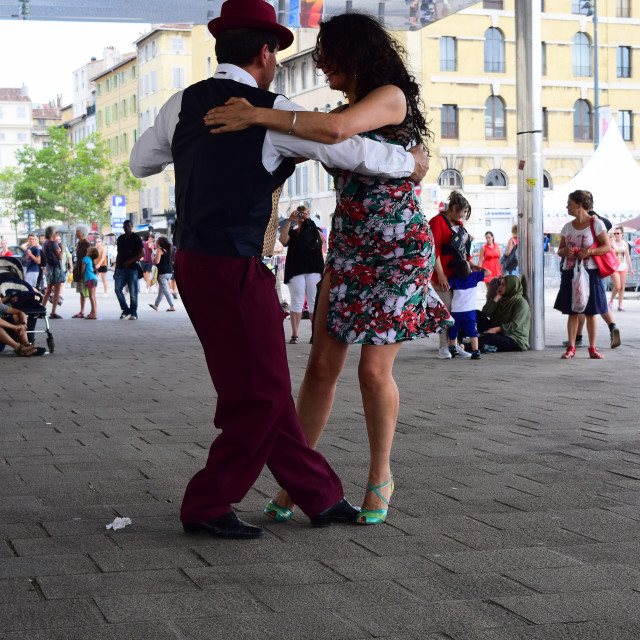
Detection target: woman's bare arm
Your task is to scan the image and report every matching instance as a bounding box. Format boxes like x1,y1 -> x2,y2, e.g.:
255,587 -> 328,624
204,85 -> 408,144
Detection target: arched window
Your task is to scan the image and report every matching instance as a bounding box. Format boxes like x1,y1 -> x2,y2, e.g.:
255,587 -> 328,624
485,96 -> 506,138
572,33 -> 592,76
274,71 -> 285,95
324,103 -> 331,113
484,28 -> 505,73
573,99 -> 593,140
543,171 -> 552,189
438,169 -> 463,188
301,60 -> 308,89
485,169 -> 508,187
289,65 -> 297,93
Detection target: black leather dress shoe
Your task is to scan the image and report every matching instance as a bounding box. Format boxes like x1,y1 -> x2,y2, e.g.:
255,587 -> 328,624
310,498 -> 360,528
182,511 -> 264,539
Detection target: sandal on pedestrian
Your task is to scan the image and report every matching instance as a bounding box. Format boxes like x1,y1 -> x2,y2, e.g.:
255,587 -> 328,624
589,347 -> 604,359
85,314 -> 97,319
72,312 -> 84,318
49,313 -> 63,319
618,306 -> 625,312
15,344 -> 37,357
264,499 -> 294,522
561,346 -> 576,359
166,307 -> 176,312
148,304 -> 158,311
356,477 -> 394,525
289,336 -> 298,344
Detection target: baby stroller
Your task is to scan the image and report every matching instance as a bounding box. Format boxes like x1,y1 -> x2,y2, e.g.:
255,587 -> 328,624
0,256 -> 55,353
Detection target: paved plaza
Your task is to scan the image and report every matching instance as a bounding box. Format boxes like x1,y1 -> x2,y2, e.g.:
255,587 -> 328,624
2,286 -> 640,639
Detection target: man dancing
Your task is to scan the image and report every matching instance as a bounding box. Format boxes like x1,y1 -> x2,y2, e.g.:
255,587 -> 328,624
130,0 -> 427,538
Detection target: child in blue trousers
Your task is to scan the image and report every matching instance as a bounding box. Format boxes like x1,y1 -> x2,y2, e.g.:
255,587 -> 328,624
448,260 -> 491,359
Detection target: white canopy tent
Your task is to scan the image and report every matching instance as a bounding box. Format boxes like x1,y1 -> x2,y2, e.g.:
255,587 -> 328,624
543,111 -> 640,230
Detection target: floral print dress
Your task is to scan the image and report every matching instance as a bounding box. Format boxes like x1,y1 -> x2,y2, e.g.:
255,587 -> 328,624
324,105 -> 453,345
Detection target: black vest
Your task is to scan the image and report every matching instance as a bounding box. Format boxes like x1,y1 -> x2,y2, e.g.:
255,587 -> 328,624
171,79 -> 295,257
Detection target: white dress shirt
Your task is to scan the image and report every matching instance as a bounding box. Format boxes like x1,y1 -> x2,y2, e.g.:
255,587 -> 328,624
129,64 -> 416,180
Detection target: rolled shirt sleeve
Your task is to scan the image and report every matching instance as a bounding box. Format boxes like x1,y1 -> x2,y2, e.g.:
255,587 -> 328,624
129,77 -> 415,180
264,96 -> 414,178
129,91 -> 183,178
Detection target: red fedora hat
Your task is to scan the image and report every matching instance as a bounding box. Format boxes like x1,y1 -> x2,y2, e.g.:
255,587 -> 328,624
208,0 -> 294,50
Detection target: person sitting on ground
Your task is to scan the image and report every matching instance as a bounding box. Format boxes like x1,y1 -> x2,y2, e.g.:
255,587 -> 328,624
477,274 -> 530,352
448,259 -> 490,359
0,300 -> 45,356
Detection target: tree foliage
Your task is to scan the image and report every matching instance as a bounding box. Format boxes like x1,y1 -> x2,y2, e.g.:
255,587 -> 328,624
0,166 -> 23,239
9,126 -> 143,232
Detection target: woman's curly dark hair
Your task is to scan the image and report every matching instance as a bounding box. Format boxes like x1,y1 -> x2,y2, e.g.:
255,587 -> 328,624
312,12 -> 432,150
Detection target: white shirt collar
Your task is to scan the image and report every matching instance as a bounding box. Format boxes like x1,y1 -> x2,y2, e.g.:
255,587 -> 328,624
213,63 -> 258,88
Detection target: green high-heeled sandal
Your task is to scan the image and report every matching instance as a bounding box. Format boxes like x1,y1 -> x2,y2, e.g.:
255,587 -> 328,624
264,499 -> 294,522
356,477 -> 394,525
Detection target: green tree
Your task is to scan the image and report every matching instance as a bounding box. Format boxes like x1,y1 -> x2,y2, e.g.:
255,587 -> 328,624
12,126 -> 143,232
14,127 -> 70,228
0,166 -> 23,241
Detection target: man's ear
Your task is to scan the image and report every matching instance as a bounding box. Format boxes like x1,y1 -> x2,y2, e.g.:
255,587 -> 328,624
258,43 -> 270,68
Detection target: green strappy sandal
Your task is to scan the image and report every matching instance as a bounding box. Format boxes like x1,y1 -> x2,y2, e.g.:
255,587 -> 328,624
264,499 -> 294,522
356,477 -> 394,525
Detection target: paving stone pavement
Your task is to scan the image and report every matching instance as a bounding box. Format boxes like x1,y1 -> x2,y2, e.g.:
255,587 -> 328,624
2,287 -> 640,640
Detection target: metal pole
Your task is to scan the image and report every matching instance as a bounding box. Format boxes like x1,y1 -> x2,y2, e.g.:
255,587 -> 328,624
593,0 -> 599,148
515,0 -> 544,350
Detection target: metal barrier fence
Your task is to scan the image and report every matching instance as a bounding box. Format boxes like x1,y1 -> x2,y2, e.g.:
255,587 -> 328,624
543,252 -> 640,291
267,253 -> 640,292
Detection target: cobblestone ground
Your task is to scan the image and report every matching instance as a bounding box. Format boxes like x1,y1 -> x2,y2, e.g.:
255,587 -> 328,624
1,288 -> 639,639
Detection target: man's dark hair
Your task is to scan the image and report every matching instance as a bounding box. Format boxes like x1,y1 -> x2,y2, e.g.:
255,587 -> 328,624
215,28 -> 279,66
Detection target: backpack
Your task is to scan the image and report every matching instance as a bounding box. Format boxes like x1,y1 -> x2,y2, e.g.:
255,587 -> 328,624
297,219 -> 322,253
501,243 -> 518,272
44,240 -> 60,267
439,213 -> 471,262
590,211 -> 612,231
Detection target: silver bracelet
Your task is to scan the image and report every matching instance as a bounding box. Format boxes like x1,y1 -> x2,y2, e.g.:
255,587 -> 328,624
287,111 -> 297,135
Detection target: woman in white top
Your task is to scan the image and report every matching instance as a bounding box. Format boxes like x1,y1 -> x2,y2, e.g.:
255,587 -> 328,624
609,227 -> 634,311
554,190 -> 612,359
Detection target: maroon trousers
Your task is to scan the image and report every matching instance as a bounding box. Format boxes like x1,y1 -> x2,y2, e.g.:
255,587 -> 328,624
175,250 -> 344,522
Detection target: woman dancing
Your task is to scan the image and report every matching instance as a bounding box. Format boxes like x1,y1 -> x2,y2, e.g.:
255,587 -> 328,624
205,12 -> 452,524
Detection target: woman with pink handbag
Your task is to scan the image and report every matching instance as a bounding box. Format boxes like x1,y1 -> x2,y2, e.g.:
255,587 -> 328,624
554,190 -> 612,359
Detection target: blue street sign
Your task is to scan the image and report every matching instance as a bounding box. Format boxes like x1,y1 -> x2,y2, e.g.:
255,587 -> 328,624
111,195 -> 126,207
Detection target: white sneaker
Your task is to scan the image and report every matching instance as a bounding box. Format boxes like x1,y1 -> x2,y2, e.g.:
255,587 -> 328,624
120,313 -> 130,320
438,346 -> 452,359
454,343 -> 472,358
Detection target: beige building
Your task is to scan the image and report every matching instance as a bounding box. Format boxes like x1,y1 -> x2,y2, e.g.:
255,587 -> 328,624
419,0 -> 640,241
93,53 -> 140,223
32,97 -> 62,151
272,1 -> 640,243
0,87 -> 32,241
133,25 -> 195,231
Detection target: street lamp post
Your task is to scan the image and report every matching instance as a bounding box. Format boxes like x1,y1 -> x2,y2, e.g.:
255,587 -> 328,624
582,0 -> 599,148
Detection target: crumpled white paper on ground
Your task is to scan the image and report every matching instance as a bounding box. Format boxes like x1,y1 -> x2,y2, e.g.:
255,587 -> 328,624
106,517 -> 132,531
